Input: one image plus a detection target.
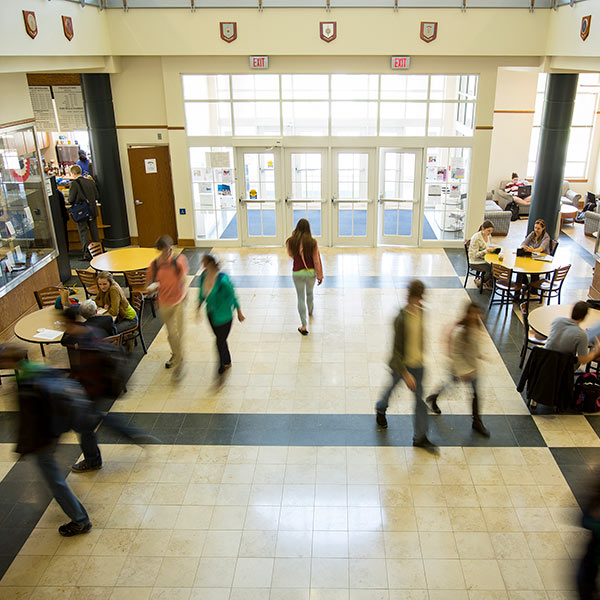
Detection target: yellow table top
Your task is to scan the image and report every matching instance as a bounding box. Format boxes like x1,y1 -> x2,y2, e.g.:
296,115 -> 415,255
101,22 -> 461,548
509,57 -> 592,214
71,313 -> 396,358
485,251 -> 560,275
90,247 -> 160,273
529,304 -> 600,338
14,306 -> 68,344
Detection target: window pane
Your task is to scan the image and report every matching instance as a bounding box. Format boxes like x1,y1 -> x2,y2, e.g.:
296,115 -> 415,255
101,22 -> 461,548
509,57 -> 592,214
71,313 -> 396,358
282,102 -> 328,136
232,74 -> 279,99
182,75 -> 230,100
564,162 -> 586,178
247,202 -> 276,236
567,127 -> 591,162
292,202 -> 322,236
380,75 -> 428,100
282,74 -> 329,99
572,94 -> 596,126
185,102 -> 232,135
331,75 -> 378,100
533,93 -> 544,127
429,75 -> 462,100
579,73 -> 600,86
379,102 -> 426,136
244,153 -> 275,200
428,102 -> 473,136
528,127 -> 540,163
291,153 -> 322,200
338,202 -> 367,236
233,102 -> 280,135
383,151 -> 415,199
331,102 -> 377,136
337,153 -> 369,199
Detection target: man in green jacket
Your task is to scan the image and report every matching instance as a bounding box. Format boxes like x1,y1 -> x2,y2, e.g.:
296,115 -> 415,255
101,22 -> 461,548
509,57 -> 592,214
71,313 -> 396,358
375,279 -> 437,453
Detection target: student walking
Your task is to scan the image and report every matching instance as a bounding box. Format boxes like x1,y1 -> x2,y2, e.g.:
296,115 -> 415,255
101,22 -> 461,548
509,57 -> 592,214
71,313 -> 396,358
285,218 -> 323,336
375,279 -> 437,453
197,254 -> 245,381
68,165 -> 100,260
146,235 -> 189,381
425,302 -> 490,437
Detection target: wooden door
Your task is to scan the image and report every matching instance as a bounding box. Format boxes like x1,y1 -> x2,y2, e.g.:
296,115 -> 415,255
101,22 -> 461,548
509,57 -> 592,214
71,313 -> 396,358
127,146 -> 178,247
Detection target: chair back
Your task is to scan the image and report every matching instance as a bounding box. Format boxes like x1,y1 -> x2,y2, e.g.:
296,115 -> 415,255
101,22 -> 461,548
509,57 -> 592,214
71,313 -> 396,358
103,334 -> 121,347
130,291 -> 144,319
549,239 -> 559,256
491,263 -> 512,285
88,241 -> 104,258
550,264 -> 570,284
34,286 -> 61,309
124,270 -> 147,289
464,240 -> 471,266
76,269 -> 98,295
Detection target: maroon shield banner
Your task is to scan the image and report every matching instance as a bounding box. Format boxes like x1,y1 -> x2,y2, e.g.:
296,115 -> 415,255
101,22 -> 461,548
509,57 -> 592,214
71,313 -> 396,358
23,11 -> 38,39
62,16 -> 74,41
320,22 -> 337,43
581,15 -> 591,41
220,22 -> 237,43
420,21 -> 438,43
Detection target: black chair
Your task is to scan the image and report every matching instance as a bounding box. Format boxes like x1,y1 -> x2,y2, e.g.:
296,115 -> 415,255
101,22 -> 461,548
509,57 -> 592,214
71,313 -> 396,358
549,239 -> 559,257
529,264 -> 571,305
120,292 -> 147,354
519,302 -> 547,368
463,240 -> 485,294
488,263 -> 524,313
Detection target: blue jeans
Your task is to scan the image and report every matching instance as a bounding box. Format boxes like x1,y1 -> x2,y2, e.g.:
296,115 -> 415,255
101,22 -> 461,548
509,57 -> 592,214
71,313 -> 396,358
36,446 -> 89,525
376,366 -> 427,440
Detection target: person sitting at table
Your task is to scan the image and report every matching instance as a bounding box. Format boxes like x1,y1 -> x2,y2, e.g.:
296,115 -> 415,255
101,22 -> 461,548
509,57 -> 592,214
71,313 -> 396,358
468,220 -> 499,290
544,301 -> 600,368
95,272 -> 138,334
79,299 -> 116,337
521,219 -> 551,254
505,172 -> 531,206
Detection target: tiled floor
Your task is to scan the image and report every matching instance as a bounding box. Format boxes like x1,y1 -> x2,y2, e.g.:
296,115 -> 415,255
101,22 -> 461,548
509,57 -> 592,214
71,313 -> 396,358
0,220 -> 598,598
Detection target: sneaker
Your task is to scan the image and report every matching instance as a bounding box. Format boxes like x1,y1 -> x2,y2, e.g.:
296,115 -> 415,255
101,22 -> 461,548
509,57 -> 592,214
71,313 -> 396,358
376,412 -> 388,429
413,436 -> 439,455
472,418 -> 490,437
298,327 -> 309,336
173,364 -> 185,382
165,355 -> 175,369
425,394 -> 442,415
71,460 -> 102,473
59,521 -> 92,537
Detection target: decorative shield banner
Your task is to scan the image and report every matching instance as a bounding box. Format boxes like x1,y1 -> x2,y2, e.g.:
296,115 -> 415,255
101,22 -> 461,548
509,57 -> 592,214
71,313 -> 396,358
581,15 -> 591,41
220,22 -> 237,43
23,11 -> 38,39
62,16 -> 74,41
420,21 -> 438,43
320,21 -> 337,43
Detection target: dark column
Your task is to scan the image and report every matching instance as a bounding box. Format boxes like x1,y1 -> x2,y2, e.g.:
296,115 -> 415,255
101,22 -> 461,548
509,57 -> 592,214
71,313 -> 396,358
81,74 -> 130,248
528,73 -> 578,238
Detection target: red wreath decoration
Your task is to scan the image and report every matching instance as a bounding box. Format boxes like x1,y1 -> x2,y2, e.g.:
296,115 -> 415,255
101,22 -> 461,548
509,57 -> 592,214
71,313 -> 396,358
10,158 -> 31,183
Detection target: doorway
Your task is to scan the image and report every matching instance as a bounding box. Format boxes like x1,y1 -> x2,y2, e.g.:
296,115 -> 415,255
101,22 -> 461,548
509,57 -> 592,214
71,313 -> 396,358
128,146 -> 178,247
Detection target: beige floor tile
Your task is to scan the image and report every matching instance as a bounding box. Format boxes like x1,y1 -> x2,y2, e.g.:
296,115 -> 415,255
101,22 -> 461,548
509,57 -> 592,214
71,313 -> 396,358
423,559 -> 465,590
272,558 -> 311,589
419,532 -> 458,559
497,560 -> 544,591
461,559 -> 505,591
310,558 -> 349,588
78,556 -> 127,587
454,532 -> 495,560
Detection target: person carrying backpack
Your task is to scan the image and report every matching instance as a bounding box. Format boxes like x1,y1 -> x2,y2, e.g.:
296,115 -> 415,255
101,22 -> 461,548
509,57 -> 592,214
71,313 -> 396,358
146,235 -> 189,382
0,344 -> 93,537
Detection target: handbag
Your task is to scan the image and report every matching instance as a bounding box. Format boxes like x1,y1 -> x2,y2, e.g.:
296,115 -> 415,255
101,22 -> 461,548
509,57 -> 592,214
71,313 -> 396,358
506,200 -> 520,222
68,201 -> 90,223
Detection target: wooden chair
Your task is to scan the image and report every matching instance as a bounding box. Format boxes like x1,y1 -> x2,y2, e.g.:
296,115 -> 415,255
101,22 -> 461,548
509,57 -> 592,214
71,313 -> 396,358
120,291 -> 147,354
124,269 -> 156,318
34,286 -> 62,309
88,241 -> 105,258
488,263 -> 524,312
463,240 -> 485,294
529,264 -> 571,305
519,302 -> 547,368
76,269 -> 98,299
103,334 -> 122,347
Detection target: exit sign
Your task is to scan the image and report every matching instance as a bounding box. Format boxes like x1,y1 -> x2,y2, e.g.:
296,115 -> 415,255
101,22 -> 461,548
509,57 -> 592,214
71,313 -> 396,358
250,56 -> 269,69
391,56 -> 411,69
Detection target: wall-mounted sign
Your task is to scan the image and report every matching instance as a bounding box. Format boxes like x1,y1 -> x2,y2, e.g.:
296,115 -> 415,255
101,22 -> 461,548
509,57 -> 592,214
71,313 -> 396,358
53,86 -> 87,131
220,22 -> 237,43
23,11 -> 38,39
29,86 -> 58,131
250,56 -> 269,69
420,21 -> 438,43
581,15 -> 591,41
62,16 -> 74,41
391,56 -> 411,70
144,158 -> 157,174
320,21 -> 337,43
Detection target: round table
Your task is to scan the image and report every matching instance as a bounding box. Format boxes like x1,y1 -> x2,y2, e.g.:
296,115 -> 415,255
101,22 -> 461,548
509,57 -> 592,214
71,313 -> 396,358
90,247 -> 159,273
528,304 -> 600,337
485,251 -> 560,275
14,306 -> 68,348
560,205 -> 578,227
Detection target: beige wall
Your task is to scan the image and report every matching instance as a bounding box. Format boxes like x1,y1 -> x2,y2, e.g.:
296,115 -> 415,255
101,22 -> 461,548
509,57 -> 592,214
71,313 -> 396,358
0,73 -> 34,125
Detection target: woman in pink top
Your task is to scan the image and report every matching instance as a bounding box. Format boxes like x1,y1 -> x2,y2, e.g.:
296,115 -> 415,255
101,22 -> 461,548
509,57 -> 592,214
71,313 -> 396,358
285,218 -> 323,336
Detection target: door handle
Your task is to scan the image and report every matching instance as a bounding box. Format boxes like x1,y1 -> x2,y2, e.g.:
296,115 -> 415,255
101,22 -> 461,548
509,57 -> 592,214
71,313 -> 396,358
135,199 -> 143,206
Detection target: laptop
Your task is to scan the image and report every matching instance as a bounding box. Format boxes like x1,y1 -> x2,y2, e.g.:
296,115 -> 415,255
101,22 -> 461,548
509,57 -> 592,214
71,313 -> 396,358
517,185 -> 532,198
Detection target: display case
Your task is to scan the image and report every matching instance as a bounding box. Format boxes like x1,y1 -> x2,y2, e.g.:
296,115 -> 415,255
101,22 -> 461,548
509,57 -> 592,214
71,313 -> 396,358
0,122 -> 57,298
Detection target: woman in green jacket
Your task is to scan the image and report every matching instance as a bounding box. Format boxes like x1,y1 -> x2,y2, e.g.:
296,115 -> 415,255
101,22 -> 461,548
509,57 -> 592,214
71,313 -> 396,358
197,254 -> 245,377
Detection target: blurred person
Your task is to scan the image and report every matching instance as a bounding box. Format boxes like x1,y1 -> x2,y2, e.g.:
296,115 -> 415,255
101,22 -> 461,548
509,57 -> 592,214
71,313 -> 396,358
69,164 -> 99,260
375,279 -> 437,453
197,253 -> 245,381
425,302 -> 490,437
505,172 -> 531,206
285,218 -> 323,335
79,299 -> 116,337
577,482 -> 600,599
469,220 -> 499,290
146,235 -> 189,381
0,343 -> 93,536
95,271 -> 138,334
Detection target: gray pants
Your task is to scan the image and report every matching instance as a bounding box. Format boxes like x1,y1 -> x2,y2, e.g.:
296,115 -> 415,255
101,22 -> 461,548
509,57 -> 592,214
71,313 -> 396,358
293,271 -> 316,328
76,217 -> 99,255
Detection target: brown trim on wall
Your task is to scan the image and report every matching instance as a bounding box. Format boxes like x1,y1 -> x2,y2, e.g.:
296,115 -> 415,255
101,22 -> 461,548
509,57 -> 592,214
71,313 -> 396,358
493,110 -> 535,114
177,238 -> 195,248
167,126 -> 185,131
568,179 -> 588,183
0,117 -> 35,129
475,126 -> 493,130
27,73 -> 81,86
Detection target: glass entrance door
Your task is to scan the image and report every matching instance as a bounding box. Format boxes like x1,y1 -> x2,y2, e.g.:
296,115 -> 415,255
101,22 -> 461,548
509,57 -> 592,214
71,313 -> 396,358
238,149 -> 283,246
378,149 -> 422,246
284,150 -> 328,245
332,149 -> 375,246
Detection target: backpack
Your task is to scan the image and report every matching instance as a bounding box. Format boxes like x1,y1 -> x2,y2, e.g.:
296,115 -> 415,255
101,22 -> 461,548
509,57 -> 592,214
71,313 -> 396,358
574,372 -> 600,413
150,255 -> 181,282
506,200 -> 520,222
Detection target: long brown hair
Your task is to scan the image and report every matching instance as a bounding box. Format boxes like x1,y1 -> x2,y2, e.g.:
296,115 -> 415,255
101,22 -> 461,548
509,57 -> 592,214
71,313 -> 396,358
532,219 -> 546,245
286,218 -> 316,258
456,301 -> 483,343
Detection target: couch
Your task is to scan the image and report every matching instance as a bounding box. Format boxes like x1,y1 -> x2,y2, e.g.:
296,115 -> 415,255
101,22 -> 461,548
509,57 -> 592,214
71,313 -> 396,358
585,205 -> 600,237
491,180 -> 581,217
483,200 -> 511,236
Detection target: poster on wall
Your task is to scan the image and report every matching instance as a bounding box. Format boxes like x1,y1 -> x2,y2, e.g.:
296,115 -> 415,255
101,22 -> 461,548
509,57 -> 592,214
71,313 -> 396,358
450,157 -> 465,180
207,152 -> 230,169
53,85 -> 87,131
28,86 -> 58,131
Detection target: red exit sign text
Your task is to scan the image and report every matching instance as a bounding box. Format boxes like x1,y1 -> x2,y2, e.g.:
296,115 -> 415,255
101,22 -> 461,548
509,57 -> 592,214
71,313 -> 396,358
391,56 -> 411,69
250,56 -> 269,69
